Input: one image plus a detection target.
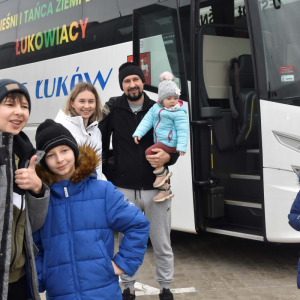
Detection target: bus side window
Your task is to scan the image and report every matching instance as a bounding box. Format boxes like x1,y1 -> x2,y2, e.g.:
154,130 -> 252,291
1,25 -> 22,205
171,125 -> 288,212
133,0 -> 189,101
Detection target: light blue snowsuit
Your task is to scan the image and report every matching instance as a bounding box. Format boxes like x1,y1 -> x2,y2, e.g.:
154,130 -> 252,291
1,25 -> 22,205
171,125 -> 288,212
133,101 -> 189,153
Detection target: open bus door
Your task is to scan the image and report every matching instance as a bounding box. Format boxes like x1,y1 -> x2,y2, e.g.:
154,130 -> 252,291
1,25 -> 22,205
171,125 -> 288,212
132,0 -> 196,233
133,0 -> 300,242
132,0 -> 265,239
190,0 -> 265,241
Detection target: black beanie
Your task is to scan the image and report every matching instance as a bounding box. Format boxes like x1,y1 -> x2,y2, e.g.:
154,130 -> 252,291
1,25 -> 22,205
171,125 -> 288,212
36,119 -> 79,167
119,62 -> 145,90
0,79 -> 31,113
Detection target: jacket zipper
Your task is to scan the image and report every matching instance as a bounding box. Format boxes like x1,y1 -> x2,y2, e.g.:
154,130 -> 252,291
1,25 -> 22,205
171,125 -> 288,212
135,112 -> 144,189
10,195 -> 24,269
64,187 -> 81,300
168,130 -> 173,143
154,108 -> 164,143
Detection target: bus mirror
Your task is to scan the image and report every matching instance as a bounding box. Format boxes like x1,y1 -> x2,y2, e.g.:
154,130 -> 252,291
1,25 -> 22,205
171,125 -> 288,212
273,0 -> 281,9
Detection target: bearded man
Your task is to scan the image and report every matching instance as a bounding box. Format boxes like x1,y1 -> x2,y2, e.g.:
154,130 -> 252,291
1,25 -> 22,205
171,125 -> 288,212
99,62 -> 178,300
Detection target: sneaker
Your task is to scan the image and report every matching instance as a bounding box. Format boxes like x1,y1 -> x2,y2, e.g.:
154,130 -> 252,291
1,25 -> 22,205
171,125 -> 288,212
159,288 -> 174,300
153,167 -> 173,188
153,166 -> 164,175
153,184 -> 174,202
122,288 -> 135,300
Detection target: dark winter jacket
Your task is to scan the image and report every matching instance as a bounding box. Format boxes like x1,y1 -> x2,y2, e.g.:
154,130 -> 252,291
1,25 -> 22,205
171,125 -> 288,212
0,131 -> 50,300
33,145 -> 150,300
98,93 -> 179,190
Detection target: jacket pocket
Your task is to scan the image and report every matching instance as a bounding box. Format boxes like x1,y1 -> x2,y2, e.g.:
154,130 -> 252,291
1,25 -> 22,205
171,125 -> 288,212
97,240 -> 116,279
168,130 -> 173,143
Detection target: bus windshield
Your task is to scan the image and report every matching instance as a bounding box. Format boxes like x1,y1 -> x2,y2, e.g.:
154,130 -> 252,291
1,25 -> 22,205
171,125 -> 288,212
258,0 -> 300,100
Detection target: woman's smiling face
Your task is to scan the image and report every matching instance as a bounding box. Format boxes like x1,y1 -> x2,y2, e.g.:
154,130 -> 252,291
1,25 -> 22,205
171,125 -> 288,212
71,90 -> 96,121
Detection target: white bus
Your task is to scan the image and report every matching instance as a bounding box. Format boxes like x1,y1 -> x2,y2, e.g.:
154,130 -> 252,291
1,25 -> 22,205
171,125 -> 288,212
0,0 -> 299,243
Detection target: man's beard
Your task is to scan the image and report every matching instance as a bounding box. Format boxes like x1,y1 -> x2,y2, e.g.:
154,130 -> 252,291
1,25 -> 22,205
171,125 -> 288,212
126,88 -> 143,101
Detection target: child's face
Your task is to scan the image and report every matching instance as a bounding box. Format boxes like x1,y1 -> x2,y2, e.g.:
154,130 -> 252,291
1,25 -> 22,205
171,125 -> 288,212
71,90 -> 96,121
45,145 -> 76,182
162,96 -> 179,109
0,95 -> 29,135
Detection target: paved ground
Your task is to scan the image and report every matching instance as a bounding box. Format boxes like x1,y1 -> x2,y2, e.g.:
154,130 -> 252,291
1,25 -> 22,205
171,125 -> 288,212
41,230 -> 300,299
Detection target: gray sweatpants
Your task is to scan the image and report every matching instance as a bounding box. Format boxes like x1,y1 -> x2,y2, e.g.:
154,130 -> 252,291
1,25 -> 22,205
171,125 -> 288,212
116,187 -> 174,291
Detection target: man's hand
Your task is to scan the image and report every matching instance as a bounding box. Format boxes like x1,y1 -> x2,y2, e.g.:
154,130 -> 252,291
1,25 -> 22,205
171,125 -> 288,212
177,151 -> 185,156
111,261 -> 125,275
146,148 -> 171,168
134,136 -> 141,144
15,155 -> 42,194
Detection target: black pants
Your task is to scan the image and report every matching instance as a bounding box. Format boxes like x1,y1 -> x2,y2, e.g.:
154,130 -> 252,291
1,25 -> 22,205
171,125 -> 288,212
8,274 -> 28,300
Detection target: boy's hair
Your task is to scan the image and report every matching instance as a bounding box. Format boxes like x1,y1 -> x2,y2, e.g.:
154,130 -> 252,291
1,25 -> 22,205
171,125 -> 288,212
3,92 -> 28,105
63,82 -> 108,123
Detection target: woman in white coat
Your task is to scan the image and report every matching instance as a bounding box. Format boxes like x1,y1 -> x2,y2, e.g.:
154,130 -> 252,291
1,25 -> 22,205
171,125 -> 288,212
55,82 -> 107,180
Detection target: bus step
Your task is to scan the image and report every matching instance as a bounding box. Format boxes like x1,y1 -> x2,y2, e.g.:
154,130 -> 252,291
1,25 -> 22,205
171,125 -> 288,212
206,225 -> 264,241
225,199 -> 262,209
247,149 -> 259,154
229,173 -> 262,201
230,174 -> 260,180
224,203 -> 263,230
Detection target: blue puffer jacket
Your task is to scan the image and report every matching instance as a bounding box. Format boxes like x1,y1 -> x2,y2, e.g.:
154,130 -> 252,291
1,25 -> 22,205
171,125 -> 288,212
288,190 -> 300,288
33,145 -> 150,300
132,100 -> 189,152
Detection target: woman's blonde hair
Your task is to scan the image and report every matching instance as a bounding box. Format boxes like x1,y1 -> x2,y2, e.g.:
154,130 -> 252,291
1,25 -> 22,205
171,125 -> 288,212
63,82 -> 107,123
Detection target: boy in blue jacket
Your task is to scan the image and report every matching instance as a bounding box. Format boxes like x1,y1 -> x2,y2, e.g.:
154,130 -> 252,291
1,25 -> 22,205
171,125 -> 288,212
133,71 -> 189,202
33,119 -> 150,300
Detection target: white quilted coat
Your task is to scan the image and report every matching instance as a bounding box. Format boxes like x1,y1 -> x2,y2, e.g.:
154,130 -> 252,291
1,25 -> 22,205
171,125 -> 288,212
55,109 -> 106,180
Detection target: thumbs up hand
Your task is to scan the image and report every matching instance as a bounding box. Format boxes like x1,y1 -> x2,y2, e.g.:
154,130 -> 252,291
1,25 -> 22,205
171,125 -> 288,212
15,155 -> 43,194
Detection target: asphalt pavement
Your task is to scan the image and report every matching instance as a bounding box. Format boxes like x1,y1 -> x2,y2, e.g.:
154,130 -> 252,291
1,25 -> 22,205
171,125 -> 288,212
41,230 -> 300,299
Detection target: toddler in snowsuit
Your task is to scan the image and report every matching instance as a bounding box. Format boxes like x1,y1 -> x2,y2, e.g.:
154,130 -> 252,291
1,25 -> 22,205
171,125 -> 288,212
33,120 -> 150,300
133,71 -> 189,202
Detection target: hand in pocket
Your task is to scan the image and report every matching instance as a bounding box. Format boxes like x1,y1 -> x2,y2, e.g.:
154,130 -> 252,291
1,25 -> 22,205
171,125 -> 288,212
111,261 -> 125,275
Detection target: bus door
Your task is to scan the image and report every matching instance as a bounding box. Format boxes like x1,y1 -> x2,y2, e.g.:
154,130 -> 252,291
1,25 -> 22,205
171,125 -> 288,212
132,0 -> 196,233
191,0 -> 265,241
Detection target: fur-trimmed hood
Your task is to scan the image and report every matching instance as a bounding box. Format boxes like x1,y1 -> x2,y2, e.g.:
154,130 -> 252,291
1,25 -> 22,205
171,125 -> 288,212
36,144 -> 100,186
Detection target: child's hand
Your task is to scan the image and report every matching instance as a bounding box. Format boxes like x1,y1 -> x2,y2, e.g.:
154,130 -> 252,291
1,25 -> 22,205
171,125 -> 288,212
134,136 -> 141,144
177,151 -> 186,156
14,155 -> 42,194
111,261 -> 125,275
